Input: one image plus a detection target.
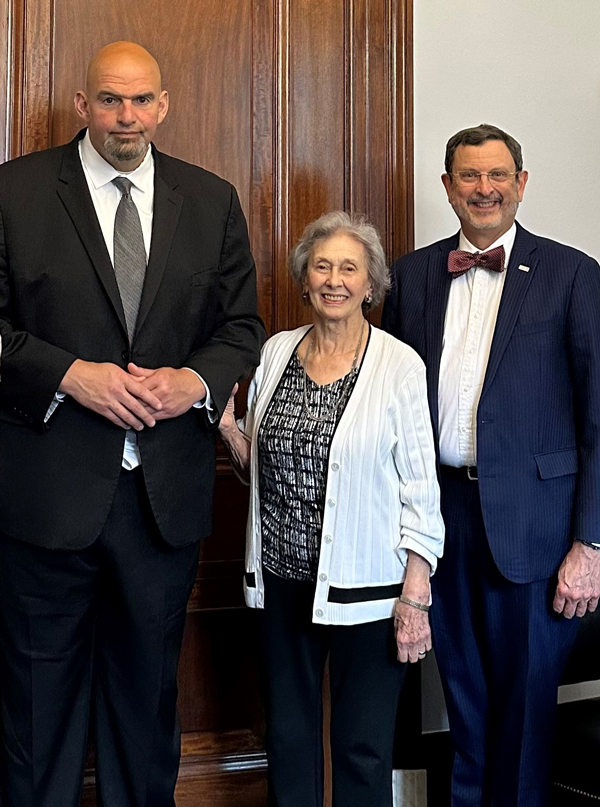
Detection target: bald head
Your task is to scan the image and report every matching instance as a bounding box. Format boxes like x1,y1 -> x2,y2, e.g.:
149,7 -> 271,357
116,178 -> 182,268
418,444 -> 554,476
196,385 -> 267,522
75,41 -> 169,171
86,42 -> 162,96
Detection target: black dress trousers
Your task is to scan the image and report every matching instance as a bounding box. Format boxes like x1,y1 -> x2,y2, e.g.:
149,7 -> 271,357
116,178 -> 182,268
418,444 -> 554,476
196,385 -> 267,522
259,567 -> 406,807
0,468 -> 199,807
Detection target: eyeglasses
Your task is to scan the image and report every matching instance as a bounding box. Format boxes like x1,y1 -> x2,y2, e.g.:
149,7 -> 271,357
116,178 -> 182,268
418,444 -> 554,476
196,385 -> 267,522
450,170 -> 519,186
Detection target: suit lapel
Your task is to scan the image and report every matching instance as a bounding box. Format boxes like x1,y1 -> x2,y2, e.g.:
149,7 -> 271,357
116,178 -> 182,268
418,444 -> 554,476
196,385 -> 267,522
481,223 -> 538,397
425,235 -> 457,436
57,134 -> 128,338
134,151 -> 183,338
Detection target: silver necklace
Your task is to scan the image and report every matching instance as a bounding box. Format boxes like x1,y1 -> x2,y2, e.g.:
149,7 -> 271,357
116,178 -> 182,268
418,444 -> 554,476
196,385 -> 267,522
302,319 -> 366,423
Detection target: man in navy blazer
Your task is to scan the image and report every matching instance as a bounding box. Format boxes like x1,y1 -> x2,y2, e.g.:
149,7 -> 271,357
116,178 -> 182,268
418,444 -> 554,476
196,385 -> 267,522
382,124 -> 600,806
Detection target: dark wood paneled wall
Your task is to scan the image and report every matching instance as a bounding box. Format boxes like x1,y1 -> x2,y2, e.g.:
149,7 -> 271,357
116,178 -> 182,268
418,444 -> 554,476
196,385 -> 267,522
0,1 -> 413,804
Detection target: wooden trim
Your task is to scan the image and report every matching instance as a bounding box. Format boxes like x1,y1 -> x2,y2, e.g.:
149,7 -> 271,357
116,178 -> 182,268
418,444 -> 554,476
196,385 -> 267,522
83,732 -> 268,805
180,730 -> 267,771
345,0 -> 371,219
251,0 -> 276,336
5,0 -> 23,161
273,0 -> 290,334
343,0 -> 355,213
389,0 -> 414,260
20,0 -> 53,155
0,0 -> 11,161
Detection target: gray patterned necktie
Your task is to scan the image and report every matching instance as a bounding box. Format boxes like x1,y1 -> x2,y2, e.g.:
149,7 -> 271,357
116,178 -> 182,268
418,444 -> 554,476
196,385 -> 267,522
113,176 -> 147,341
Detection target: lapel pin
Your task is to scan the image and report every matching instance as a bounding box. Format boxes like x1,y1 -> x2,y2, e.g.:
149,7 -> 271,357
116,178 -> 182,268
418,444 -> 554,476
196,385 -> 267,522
518,264 -> 530,272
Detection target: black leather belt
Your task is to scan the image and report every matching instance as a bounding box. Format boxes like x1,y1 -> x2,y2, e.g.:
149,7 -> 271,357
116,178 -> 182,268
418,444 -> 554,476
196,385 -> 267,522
440,465 -> 478,481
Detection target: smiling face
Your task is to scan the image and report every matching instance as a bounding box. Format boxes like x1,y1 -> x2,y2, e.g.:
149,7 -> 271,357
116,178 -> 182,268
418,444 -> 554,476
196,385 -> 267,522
74,42 -> 169,171
441,140 -> 528,249
304,232 -> 372,327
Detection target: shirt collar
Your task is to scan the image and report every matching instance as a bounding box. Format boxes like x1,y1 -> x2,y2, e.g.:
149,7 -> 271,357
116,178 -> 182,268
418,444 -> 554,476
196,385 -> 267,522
458,222 -> 517,269
79,129 -> 154,194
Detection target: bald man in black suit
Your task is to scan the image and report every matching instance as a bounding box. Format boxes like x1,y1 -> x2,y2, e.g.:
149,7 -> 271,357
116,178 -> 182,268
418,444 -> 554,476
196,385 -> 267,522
0,41 -> 264,807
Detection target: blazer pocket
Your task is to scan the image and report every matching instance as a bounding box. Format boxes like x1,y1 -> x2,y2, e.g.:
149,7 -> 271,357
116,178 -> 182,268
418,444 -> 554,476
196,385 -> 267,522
513,318 -> 559,336
192,267 -> 219,288
534,448 -> 578,480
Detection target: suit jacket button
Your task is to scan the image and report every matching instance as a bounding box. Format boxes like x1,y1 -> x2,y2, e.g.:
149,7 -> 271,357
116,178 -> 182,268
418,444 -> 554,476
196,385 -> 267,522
121,350 -> 128,361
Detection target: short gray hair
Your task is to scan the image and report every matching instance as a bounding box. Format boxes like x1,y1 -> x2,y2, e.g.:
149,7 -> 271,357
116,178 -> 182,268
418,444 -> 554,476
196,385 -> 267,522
288,211 -> 390,309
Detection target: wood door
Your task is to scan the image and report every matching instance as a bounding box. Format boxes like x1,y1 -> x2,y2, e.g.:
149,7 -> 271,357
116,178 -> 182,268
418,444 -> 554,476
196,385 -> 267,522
0,1 -> 413,804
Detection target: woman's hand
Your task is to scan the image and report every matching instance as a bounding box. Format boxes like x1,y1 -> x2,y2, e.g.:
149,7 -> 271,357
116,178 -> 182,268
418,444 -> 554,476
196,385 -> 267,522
218,383 -> 239,435
394,599 -> 432,663
395,549 -> 432,663
217,383 -> 251,480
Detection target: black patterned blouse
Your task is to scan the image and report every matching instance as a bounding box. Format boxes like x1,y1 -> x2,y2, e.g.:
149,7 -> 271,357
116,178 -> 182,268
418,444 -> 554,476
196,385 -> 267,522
257,348 -> 360,582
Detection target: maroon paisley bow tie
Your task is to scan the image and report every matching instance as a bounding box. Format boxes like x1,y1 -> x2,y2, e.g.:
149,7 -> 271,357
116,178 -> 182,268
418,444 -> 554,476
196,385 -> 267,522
447,245 -> 505,279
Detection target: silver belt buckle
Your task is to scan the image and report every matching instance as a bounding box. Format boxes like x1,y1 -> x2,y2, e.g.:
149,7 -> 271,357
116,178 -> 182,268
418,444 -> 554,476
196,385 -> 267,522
467,466 -> 478,481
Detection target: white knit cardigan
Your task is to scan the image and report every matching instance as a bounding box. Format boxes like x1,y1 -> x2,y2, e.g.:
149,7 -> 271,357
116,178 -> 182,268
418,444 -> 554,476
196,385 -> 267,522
241,325 -> 444,625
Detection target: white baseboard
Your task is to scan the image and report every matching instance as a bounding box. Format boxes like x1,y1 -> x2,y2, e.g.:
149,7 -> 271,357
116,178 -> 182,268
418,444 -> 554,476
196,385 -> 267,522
558,679 -> 600,704
393,769 -> 427,807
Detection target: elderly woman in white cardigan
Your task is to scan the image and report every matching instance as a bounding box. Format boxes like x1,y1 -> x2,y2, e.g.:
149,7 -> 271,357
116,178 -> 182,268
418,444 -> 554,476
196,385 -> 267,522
218,211 -> 444,807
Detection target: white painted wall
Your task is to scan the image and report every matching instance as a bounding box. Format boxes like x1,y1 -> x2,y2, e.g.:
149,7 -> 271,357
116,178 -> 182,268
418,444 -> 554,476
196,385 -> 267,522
414,0 -> 600,733
414,0 -> 600,258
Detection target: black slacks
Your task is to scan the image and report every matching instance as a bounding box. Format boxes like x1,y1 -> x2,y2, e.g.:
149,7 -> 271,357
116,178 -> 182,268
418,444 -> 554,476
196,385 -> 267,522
431,467 -> 579,807
260,568 -> 406,807
0,469 -> 199,807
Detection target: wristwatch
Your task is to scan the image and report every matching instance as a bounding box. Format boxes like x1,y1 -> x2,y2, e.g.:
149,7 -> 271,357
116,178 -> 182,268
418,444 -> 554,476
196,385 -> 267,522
576,539 -> 600,550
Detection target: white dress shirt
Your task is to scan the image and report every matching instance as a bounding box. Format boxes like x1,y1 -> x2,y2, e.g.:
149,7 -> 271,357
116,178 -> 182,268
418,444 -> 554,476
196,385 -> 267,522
46,132 -> 212,469
438,223 -> 517,467
80,129 -> 154,261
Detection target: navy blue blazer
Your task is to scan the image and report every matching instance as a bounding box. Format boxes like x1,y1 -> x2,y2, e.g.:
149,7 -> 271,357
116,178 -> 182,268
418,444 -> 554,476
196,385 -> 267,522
382,223 -> 600,583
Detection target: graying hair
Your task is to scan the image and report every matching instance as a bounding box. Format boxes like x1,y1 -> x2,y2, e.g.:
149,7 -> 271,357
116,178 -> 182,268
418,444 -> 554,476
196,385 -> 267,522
288,211 -> 390,309
445,123 -> 524,175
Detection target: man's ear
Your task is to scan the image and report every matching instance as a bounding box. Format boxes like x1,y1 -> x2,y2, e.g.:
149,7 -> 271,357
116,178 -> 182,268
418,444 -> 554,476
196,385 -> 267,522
74,91 -> 90,123
516,169 -> 529,203
157,90 -> 169,125
441,173 -> 453,201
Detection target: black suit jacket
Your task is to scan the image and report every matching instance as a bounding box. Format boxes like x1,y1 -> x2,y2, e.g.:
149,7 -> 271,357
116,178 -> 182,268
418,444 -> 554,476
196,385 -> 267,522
0,131 -> 265,549
382,223 -> 600,583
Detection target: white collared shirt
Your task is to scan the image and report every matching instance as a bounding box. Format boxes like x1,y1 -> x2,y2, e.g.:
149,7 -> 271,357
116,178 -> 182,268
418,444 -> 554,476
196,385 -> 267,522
79,129 -> 154,263
45,132 -> 212,469
438,223 -> 517,467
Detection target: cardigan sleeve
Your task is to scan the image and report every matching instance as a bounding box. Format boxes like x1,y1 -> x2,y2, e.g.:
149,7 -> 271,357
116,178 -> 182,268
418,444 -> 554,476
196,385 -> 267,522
237,340 -> 268,440
392,362 -> 445,573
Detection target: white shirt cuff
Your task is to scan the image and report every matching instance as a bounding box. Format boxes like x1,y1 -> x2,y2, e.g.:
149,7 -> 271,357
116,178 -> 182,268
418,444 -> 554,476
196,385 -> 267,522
44,392 -> 66,423
183,368 -> 217,423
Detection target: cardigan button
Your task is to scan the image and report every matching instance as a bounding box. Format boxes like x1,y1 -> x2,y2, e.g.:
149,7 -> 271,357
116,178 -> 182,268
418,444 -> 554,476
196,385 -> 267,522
331,462 -> 340,471
324,535 -> 332,544
327,498 -> 336,507
319,573 -> 327,582
315,609 -> 324,618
